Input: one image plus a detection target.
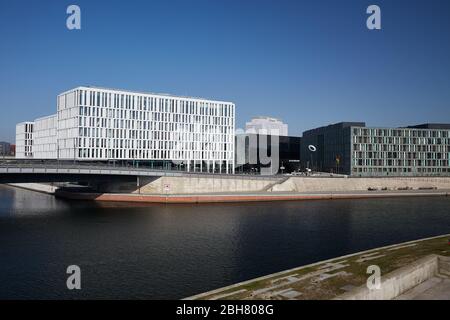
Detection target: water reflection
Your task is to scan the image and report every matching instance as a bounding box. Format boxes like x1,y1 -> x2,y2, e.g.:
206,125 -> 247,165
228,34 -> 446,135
0,185 -> 449,299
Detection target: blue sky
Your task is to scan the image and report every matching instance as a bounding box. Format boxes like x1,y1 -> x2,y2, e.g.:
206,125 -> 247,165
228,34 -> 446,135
1,0 -> 450,142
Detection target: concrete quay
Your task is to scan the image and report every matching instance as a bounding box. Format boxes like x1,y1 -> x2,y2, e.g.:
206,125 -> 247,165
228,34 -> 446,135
54,189 -> 450,204
186,234 -> 450,300
6,183 -> 58,195
95,176 -> 450,195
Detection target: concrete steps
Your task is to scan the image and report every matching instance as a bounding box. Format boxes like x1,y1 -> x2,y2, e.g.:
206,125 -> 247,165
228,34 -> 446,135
438,256 -> 450,277
263,176 -> 290,191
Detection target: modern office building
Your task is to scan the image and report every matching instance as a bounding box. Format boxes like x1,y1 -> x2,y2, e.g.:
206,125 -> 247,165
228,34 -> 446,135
15,122 -> 34,158
16,86 -> 236,173
301,122 -> 363,175
236,133 -> 301,174
301,122 -> 450,176
245,116 -> 288,136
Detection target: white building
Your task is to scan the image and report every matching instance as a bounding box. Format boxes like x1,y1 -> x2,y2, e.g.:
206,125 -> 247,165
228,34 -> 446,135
15,122 -> 34,158
16,86 -> 236,173
245,116 -> 288,136
33,114 -> 57,159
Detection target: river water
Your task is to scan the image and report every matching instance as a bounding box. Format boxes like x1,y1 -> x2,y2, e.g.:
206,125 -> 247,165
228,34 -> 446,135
0,185 -> 449,299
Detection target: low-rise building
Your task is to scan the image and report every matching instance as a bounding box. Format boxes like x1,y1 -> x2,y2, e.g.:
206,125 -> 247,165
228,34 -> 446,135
301,122 -> 450,176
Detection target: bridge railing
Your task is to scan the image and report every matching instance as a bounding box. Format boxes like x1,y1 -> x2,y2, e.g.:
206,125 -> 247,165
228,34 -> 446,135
0,159 -> 286,180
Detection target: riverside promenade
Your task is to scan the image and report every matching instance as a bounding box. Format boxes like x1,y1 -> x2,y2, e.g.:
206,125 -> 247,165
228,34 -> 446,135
186,234 -> 450,300
54,188 -> 450,204
5,174 -> 450,203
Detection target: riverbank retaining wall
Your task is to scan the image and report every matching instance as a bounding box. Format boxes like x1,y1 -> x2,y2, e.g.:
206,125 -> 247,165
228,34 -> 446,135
335,255 -> 450,300
127,176 -> 450,194
270,176 -> 450,193
138,176 -> 281,194
8,176 -> 450,195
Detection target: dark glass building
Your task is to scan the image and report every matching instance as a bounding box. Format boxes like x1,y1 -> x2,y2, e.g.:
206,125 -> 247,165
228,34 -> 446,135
301,122 -> 450,176
301,122 -> 363,174
235,133 -> 301,174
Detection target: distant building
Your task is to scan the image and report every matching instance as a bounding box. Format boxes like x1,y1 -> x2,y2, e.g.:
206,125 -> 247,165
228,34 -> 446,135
301,122 -> 450,176
10,144 -> 16,156
245,116 -> 288,136
0,141 -> 11,157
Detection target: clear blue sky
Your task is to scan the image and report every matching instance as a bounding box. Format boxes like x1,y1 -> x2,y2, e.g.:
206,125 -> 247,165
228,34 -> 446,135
1,0 -> 450,142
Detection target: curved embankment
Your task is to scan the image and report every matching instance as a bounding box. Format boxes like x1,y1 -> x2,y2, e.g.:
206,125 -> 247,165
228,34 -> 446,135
12,176 -> 450,203
55,189 -> 450,204
185,234 -> 450,300
95,175 -> 450,195
54,176 -> 450,203
269,176 -> 450,193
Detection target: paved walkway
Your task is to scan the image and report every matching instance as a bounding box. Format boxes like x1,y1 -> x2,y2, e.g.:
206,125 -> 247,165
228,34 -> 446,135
56,188 -> 450,203
396,276 -> 450,300
186,235 -> 450,300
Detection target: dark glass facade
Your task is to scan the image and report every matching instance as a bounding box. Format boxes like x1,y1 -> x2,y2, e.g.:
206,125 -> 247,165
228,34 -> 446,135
235,134 -> 301,174
301,122 -> 363,174
301,122 -> 450,176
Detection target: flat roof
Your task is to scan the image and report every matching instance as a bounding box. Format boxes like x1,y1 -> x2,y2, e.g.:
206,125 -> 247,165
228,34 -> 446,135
34,114 -> 57,122
15,121 -> 34,126
303,121 -> 450,135
406,123 -> 450,130
59,86 -> 235,105
248,116 -> 284,122
303,122 -> 366,134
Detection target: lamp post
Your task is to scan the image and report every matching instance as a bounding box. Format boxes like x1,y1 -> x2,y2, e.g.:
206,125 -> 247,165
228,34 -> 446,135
308,144 -> 317,173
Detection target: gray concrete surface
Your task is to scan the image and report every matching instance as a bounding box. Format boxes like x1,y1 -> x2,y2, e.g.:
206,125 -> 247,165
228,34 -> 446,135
396,277 -> 450,300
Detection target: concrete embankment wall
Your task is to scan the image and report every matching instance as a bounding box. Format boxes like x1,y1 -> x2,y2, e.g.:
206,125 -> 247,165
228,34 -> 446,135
6,183 -> 58,194
112,176 -> 450,194
10,176 -> 450,196
98,176 -> 281,194
270,177 -> 450,193
336,255 -> 450,300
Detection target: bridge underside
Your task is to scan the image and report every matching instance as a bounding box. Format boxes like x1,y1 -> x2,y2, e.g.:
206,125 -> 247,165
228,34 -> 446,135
0,173 -> 140,184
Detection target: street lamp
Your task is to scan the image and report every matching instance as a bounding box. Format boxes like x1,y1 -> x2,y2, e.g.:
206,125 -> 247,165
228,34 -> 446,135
308,144 -> 317,173
280,161 -> 285,175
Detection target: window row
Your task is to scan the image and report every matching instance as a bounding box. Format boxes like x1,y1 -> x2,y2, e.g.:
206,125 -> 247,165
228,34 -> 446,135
75,90 -> 235,117
353,128 -> 450,138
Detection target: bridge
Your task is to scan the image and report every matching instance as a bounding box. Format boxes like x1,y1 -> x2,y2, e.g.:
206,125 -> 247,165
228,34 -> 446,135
0,160 -> 269,184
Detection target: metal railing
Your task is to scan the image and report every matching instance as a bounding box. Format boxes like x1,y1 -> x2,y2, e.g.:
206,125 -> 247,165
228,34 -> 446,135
0,159 -> 286,180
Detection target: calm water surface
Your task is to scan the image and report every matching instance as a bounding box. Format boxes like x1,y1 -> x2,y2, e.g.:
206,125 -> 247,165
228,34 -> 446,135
0,185 -> 449,299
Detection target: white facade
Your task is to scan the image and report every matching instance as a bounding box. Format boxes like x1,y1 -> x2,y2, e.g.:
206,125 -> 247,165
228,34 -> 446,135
15,122 -> 34,158
33,114 -> 57,159
16,86 -> 236,173
245,116 -> 288,136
